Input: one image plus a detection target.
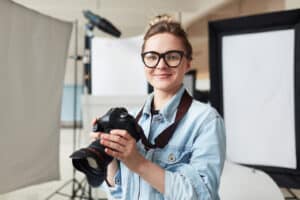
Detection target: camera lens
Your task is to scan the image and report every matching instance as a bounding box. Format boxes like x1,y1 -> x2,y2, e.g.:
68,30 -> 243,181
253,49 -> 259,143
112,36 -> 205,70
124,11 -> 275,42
87,157 -> 98,169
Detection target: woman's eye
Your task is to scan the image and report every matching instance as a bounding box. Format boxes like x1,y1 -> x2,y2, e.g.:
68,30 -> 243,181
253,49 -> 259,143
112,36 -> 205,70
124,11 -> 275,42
146,54 -> 157,60
166,54 -> 180,60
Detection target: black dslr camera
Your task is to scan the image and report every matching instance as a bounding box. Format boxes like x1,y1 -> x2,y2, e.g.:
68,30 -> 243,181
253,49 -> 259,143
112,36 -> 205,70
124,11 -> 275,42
70,107 -> 142,187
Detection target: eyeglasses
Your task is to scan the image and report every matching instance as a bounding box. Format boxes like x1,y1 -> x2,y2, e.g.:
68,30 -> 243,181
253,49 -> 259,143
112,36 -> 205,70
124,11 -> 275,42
141,50 -> 186,68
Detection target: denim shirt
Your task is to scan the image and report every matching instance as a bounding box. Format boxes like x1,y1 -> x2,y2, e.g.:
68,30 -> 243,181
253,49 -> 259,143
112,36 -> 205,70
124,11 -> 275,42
102,86 -> 226,200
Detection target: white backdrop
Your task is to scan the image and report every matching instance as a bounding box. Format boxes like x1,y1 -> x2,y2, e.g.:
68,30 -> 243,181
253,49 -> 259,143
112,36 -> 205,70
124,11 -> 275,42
0,0 -> 72,194
222,29 -> 296,169
91,35 -> 148,95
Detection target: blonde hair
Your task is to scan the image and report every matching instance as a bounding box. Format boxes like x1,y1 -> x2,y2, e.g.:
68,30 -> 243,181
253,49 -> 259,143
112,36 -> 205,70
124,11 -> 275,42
142,14 -> 192,60
148,14 -> 174,26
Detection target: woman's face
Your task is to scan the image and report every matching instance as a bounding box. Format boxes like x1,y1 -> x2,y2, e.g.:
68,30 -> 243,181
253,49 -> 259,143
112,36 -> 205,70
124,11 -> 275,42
143,33 -> 191,94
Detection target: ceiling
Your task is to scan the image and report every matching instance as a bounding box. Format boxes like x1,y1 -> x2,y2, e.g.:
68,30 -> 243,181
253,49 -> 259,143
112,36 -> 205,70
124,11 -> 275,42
12,0 -> 233,37
11,0 -> 233,84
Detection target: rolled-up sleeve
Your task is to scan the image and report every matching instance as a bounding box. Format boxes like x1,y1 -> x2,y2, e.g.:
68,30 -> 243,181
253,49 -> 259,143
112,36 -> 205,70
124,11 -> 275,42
164,116 -> 226,200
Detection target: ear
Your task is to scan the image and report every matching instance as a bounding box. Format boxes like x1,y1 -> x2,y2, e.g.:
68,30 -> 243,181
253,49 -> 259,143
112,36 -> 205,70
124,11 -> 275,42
184,60 -> 191,74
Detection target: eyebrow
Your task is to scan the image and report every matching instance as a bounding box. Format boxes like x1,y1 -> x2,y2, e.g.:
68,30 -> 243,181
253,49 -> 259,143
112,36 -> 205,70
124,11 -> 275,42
143,50 -> 185,53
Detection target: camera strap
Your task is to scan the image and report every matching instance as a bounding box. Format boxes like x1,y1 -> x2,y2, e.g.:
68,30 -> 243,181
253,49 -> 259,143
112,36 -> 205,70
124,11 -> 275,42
136,90 -> 193,150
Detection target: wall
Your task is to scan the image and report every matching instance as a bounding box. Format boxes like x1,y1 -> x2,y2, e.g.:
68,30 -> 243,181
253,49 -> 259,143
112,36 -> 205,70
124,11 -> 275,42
286,0 -> 300,9
186,0 -> 285,79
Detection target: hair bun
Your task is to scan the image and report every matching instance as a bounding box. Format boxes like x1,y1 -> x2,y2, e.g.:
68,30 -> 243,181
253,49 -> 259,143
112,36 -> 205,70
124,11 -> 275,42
149,14 -> 175,26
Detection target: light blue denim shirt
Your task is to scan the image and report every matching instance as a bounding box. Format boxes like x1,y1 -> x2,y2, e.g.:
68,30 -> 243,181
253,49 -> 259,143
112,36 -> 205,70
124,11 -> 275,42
102,86 -> 226,200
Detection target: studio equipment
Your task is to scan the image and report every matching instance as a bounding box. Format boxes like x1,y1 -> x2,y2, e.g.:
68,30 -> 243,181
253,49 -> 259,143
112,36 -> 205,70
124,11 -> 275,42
83,10 -> 121,38
209,8 -> 300,189
0,0 -> 72,195
82,10 -> 121,94
70,107 -> 142,187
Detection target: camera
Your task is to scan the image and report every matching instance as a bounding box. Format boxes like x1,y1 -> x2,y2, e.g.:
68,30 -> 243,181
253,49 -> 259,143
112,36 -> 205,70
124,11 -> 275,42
70,107 -> 142,187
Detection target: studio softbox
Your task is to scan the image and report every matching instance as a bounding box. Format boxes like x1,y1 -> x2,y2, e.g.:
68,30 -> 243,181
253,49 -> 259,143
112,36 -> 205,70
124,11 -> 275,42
0,0 -> 72,194
209,9 -> 300,188
91,36 -> 148,96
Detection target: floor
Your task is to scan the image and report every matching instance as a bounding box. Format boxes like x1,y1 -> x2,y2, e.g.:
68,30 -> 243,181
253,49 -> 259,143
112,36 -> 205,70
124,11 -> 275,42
0,129 -> 108,200
0,128 -> 299,200
281,188 -> 300,200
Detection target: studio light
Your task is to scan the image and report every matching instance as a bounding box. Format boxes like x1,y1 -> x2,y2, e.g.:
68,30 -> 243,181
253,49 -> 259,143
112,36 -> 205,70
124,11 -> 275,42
83,10 -> 121,37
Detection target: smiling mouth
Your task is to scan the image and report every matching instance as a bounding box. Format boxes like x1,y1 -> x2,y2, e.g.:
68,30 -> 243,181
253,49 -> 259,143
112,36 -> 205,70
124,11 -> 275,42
154,74 -> 172,77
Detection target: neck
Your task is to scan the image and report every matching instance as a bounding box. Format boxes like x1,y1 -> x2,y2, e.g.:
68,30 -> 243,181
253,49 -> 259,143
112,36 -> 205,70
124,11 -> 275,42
153,85 -> 182,110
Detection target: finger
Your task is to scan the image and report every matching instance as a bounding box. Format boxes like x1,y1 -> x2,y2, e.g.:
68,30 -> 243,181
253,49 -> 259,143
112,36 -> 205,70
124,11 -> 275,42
91,118 -> 98,125
89,131 -> 105,140
101,139 -> 125,152
90,132 -> 100,140
104,148 -> 123,160
110,129 -> 132,140
101,134 -> 127,146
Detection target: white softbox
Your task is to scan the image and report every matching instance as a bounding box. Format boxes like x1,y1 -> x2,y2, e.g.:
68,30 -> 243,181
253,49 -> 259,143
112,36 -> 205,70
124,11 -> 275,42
209,9 -> 300,187
91,35 -> 147,96
0,0 -> 72,194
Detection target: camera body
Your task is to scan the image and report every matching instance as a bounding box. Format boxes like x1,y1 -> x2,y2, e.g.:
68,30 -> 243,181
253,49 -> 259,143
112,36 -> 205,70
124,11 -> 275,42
93,107 -> 141,141
70,107 -> 143,187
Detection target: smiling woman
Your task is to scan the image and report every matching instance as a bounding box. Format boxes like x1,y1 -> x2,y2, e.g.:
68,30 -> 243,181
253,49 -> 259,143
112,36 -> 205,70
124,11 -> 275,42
92,14 -> 226,200
142,33 -> 191,98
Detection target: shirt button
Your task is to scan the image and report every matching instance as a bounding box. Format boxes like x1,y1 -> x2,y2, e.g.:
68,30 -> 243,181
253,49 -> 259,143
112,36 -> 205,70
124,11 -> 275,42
115,178 -> 121,185
157,115 -> 164,122
168,153 -> 176,162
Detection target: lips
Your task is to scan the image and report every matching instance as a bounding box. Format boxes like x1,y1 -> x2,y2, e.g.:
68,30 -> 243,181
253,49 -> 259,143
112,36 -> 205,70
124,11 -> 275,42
154,74 -> 172,78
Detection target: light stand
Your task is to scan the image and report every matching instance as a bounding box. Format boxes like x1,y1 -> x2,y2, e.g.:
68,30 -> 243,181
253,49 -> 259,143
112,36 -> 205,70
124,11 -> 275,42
82,10 -> 121,94
83,23 -> 93,94
45,20 -> 102,200
46,10 -> 121,200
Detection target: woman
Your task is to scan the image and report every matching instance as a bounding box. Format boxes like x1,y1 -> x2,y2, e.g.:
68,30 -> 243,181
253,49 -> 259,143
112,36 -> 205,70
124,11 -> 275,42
91,15 -> 226,200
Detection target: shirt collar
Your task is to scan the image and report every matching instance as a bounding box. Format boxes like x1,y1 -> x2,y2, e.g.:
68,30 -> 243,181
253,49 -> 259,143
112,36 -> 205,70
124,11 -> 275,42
142,85 -> 186,122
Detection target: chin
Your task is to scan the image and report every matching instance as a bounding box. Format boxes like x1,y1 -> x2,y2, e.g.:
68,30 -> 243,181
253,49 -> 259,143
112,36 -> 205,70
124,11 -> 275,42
151,81 -> 172,89
152,83 -> 181,93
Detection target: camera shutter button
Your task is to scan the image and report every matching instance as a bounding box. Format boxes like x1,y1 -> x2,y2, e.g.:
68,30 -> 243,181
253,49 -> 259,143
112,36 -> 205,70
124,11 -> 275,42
120,113 -> 128,118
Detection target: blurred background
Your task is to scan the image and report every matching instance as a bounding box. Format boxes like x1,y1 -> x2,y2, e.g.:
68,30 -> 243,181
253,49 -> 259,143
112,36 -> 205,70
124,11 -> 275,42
1,0 -> 300,199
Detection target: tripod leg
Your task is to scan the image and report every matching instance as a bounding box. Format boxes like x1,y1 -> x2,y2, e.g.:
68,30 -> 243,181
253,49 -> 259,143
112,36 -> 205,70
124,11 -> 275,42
88,186 -> 92,200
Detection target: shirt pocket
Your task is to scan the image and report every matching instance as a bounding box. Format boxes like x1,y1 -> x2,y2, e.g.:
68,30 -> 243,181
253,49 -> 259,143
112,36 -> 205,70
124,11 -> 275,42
153,147 -> 192,172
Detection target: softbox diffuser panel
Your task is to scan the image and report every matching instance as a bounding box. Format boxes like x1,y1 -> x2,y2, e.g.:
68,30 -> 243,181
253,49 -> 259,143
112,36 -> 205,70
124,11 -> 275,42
0,0 -> 72,194
91,36 -> 147,96
222,30 -> 296,169
209,9 -> 300,187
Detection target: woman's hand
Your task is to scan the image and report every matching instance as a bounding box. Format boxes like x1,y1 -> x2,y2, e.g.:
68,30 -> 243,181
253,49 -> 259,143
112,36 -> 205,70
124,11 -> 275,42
89,118 -> 104,140
99,128 -> 165,193
90,131 -> 102,140
100,129 -> 146,172
89,118 -> 119,186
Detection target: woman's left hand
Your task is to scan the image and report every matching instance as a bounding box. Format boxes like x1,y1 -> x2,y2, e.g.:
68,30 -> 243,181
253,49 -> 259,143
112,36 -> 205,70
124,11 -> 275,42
100,129 -> 146,172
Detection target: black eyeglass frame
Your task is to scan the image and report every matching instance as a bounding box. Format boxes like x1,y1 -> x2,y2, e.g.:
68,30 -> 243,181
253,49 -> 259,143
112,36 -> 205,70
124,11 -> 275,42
141,50 -> 186,68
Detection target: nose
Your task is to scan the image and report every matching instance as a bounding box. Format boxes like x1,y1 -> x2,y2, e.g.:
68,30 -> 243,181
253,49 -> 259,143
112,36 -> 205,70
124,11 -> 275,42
156,57 -> 168,69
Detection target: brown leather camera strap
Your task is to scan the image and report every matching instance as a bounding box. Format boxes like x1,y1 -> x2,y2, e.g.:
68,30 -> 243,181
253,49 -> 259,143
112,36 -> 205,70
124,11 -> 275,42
135,90 -> 193,150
